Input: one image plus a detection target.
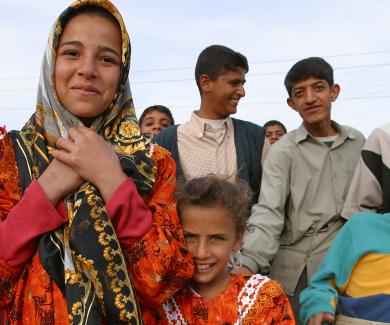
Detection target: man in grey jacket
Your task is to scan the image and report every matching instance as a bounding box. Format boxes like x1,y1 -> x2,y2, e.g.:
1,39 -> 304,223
234,57 -> 365,323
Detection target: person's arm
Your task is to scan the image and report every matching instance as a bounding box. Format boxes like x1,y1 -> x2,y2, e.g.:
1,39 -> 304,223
0,179 -> 68,312
299,223 -> 359,325
240,144 -> 291,274
105,177 -> 152,245
260,138 -> 271,167
0,129 -> 77,272
122,145 -> 194,307
0,180 -> 68,271
342,127 -> 387,218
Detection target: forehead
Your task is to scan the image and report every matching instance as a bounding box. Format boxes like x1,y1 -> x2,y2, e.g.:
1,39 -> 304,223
217,68 -> 246,80
181,205 -> 236,234
144,110 -> 170,120
266,125 -> 284,133
60,13 -> 121,45
291,76 -> 328,89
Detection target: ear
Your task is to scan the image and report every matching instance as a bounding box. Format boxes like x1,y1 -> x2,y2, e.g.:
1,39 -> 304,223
199,74 -> 213,93
287,97 -> 297,111
330,83 -> 340,102
232,231 -> 244,252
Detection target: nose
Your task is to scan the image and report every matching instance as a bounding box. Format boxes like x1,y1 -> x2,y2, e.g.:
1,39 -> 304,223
237,84 -> 245,98
270,136 -> 277,144
77,55 -> 97,79
304,88 -> 315,103
193,239 -> 209,260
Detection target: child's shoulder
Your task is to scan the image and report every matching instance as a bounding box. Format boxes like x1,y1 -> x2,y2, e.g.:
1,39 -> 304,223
232,274 -> 292,322
232,273 -> 285,296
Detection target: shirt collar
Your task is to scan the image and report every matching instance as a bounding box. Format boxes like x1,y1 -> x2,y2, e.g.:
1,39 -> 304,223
294,120 -> 357,145
189,111 -> 233,138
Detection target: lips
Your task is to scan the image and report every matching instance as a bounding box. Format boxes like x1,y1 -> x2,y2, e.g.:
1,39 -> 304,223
305,105 -> 320,111
195,263 -> 215,273
230,98 -> 240,107
71,84 -> 100,95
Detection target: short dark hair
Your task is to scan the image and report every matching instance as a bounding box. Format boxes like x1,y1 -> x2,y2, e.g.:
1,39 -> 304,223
176,175 -> 252,234
263,120 -> 287,133
138,105 -> 175,127
195,45 -> 249,93
284,57 -> 334,97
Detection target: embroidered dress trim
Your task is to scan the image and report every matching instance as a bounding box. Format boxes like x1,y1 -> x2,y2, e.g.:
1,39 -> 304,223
163,296 -> 187,325
235,274 -> 270,325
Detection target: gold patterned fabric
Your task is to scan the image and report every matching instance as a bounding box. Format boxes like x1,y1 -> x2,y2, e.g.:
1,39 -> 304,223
9,0 -> 155,323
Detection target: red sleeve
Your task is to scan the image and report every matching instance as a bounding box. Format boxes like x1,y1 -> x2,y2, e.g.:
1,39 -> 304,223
105,177 -> 152,245
0,180 -> 67,270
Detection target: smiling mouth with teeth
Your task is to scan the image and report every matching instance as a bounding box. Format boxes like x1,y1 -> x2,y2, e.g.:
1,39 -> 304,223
196,264 -> 214,271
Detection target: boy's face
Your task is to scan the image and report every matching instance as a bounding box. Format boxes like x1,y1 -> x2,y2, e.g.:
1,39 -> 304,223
265,124 -> 286,144
200,68 -> 246,119
287,76 -> 340,128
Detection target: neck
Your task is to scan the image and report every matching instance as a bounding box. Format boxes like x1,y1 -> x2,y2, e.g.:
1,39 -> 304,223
190,271 -> 231,300
79,116 -> 95,127
197,100 -> 228,120
304,120 -> 337,137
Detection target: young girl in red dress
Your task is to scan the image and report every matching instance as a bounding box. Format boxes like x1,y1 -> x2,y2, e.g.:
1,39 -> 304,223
143,175 -> 295,324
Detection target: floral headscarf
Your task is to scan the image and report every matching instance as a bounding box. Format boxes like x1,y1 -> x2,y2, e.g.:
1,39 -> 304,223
10,0 -> 155,323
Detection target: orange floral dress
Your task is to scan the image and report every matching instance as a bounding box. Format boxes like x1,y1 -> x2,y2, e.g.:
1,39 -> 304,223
0,130 -> 194,324
142,274 -> 295,324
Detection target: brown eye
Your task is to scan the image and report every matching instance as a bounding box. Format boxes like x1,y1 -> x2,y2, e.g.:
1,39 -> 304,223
64,50 -> 79,57
184,234 -> 196,242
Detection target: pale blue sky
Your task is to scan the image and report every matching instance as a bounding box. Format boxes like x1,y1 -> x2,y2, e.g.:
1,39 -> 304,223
1,1 -> 390,135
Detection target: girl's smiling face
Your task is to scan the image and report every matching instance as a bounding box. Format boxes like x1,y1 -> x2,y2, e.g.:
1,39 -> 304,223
181,204 -> 242,299
55,13 -> 121,125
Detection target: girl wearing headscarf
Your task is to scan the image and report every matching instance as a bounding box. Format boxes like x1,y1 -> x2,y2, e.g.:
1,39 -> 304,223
0,1 -> 193,324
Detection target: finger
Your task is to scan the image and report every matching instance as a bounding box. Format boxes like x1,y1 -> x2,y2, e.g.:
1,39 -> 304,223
77,125 -> 91,135
68,127 -> 84,142
52,149 -> 70,164
308,314 -> 320,325
56,137 -> 74,152
324,313 -> 335,324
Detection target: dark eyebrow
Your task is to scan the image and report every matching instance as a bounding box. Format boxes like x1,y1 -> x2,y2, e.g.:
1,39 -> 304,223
58,40 -> 82,49
98,45 -> 121,59
230,78 -> 246,83
58,41 -> 121,59
209,233 -> 228,238
183,231 -> 198,236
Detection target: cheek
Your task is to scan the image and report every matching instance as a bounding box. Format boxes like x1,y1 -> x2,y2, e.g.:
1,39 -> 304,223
54,58 -> 73,94
186,242 -> 197,255
106,68 -> 120,92
215,245 -> 234,260
54,62 -> 67,101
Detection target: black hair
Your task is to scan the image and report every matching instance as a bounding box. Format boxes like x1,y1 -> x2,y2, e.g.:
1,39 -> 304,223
195,45 -> 249,94
284,57 -> 334,97
263,120 -> 287,133
176,175 -> 252,234
139,105 -> 175,126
